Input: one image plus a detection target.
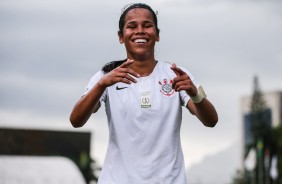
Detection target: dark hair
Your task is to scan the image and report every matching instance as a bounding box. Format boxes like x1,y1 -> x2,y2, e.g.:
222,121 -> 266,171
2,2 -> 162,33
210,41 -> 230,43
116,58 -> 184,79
118,3 -> 160,36
102,59 -> 127,73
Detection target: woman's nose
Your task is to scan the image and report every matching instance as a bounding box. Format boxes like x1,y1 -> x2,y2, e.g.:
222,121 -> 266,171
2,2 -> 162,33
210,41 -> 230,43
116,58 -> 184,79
136,25 -> 145,34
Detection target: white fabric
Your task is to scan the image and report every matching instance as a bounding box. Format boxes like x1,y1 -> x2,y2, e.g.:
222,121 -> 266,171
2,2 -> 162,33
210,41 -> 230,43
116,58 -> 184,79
244,148 -> 256,171
84,61 -> 199,184
0,156 -> 86,184
270,155 -> 278,180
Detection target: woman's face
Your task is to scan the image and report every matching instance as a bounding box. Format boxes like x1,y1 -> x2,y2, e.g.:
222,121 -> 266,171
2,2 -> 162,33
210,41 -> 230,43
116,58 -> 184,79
119,8 -> 160,59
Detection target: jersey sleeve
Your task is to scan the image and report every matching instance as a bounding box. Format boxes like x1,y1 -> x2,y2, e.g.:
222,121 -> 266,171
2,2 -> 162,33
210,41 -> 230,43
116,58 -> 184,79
82,70 -> 107,102
179,67 -> 200,107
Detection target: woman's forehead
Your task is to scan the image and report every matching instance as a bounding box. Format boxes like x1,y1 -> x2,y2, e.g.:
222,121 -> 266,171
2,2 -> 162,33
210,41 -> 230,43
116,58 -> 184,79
124,8 -> 154,23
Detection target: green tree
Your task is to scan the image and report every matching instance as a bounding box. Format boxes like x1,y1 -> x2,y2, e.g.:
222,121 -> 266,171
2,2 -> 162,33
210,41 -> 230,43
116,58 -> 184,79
271,125 -> 282,183
77,152 -> 101,184
232,170 -> 249,184
249,76 -> 270,142
233,77 -> 280,184
246,76 -> 271,184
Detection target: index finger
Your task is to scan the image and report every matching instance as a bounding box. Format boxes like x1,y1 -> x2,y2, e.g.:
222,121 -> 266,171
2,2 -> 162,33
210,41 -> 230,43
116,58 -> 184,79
170,63 -> 185,76
127,68 -> 141,78
120,59 -> 134,68
120,59 -> 140,78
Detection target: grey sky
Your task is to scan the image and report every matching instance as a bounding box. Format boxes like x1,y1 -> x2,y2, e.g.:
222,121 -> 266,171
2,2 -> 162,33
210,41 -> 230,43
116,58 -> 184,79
1,0 -> 282,183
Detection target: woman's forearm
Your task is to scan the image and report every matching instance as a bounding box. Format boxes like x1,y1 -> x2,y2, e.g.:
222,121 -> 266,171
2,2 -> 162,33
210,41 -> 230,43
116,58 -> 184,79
69,82 -> 106,127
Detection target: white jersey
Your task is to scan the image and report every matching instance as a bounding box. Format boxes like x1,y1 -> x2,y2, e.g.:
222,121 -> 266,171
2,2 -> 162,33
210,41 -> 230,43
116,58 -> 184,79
84,61 -> 200,184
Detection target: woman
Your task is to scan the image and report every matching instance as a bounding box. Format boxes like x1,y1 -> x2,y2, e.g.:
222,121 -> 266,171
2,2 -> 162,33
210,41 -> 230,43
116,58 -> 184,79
70,3 -> 218,184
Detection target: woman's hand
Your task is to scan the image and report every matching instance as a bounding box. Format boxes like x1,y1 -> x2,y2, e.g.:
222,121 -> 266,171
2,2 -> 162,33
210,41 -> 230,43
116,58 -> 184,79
171,63 -> 218,127
98,59 -> 140,87
170,63 -> 197,97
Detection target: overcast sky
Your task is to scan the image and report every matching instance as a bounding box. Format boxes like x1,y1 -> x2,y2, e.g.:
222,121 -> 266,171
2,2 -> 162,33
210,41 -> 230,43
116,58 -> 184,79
1,0 -> 282,183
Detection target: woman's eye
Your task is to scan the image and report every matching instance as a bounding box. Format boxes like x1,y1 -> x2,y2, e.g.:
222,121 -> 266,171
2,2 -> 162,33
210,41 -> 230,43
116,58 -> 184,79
145,24 -> 153,28
126,25 -> 135,29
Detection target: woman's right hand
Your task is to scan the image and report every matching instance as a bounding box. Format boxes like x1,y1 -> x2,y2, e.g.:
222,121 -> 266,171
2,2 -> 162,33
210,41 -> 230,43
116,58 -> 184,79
98,59 -> 140,87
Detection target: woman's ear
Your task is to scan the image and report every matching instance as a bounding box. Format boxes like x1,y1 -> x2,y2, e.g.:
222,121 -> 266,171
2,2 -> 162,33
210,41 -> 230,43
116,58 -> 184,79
118,31 -> 124,44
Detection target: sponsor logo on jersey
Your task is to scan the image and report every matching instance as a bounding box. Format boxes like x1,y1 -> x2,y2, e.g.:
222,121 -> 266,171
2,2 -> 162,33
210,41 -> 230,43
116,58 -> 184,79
116,86 -> 128,90
159,79 -> 175,96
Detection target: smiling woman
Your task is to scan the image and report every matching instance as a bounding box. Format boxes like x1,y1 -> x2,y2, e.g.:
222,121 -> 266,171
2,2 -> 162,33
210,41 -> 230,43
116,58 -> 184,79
69,3 -> 218,184
118,7 -> 160,69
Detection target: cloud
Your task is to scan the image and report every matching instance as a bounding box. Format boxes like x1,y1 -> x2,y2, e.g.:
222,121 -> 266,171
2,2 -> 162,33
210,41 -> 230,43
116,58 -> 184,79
0,0 -> 281,181
186,141 -> 241,184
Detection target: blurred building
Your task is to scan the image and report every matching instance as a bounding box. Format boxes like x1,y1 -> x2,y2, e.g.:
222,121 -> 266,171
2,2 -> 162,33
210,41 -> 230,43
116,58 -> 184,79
0,156 -> 86,184
0,128 -> 93,183
240,91 -> 282,166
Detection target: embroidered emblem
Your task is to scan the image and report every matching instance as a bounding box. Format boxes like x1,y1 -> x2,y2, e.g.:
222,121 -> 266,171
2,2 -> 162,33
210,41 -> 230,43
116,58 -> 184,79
141,91 -> 151,108
159,79 -> 175,96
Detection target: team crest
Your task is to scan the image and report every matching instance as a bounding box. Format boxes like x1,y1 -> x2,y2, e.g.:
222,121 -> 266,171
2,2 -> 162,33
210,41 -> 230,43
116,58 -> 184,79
159,79 -> 175,96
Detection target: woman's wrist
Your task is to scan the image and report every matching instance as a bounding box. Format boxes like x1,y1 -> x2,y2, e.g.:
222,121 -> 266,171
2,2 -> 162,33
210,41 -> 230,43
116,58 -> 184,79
190,86 -> 207,103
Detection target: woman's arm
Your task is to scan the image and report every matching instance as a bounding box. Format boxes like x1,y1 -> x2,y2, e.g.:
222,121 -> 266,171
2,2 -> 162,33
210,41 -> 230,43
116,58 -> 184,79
69,82 -> 106,128
69,59 -> 140,128
171,63 -> 218,127
187,98 -> 218,127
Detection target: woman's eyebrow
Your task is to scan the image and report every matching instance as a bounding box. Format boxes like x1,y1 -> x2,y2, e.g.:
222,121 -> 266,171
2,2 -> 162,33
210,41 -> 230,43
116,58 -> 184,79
143,20 -> 154,24
126,20 -> 154,24
126,21 -> 136,25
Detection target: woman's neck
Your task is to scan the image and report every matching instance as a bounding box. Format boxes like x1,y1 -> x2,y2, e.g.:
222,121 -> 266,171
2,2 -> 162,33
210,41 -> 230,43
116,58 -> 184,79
129,58 -> 157,77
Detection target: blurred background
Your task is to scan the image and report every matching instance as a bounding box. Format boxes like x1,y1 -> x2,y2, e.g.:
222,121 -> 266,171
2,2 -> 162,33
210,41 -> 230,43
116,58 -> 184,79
0,0 -> 281,183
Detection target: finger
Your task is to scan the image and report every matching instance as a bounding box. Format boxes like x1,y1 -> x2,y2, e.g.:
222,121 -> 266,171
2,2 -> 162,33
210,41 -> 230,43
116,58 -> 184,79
171,63 -> 186,76
120,77 -> 132,84
176,85 -> 192,92
115,71 -> 137,83
117,67 -> 140,79
173,75 -> 190,83
119,59 -> 140,78
172,75 -> 191,89
170,63 -> 180,76
174,81 -> 191,92
171,66 -> 186,76
119,59 -> 134,68
122,74 -> 137,83
126,68 -> 140,78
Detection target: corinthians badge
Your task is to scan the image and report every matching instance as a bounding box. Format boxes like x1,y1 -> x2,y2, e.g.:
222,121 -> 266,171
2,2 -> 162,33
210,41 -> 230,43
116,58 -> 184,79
159,79 -> 175,96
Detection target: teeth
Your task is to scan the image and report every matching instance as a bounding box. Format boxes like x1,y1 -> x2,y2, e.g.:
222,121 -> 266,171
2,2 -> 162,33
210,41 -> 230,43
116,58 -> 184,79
134,39 -> 147,43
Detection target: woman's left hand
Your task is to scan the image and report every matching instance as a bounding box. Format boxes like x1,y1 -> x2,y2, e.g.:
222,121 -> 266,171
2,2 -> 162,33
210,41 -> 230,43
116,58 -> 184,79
170,63 -> 197,97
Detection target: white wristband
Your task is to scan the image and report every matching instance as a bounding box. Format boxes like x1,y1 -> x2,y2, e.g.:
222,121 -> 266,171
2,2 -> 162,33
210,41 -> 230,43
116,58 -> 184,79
190,85 -> 207,103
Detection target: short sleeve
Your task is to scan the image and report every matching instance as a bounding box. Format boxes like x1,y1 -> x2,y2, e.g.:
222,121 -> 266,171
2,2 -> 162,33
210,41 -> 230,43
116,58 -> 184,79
82,70 -> 107,102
